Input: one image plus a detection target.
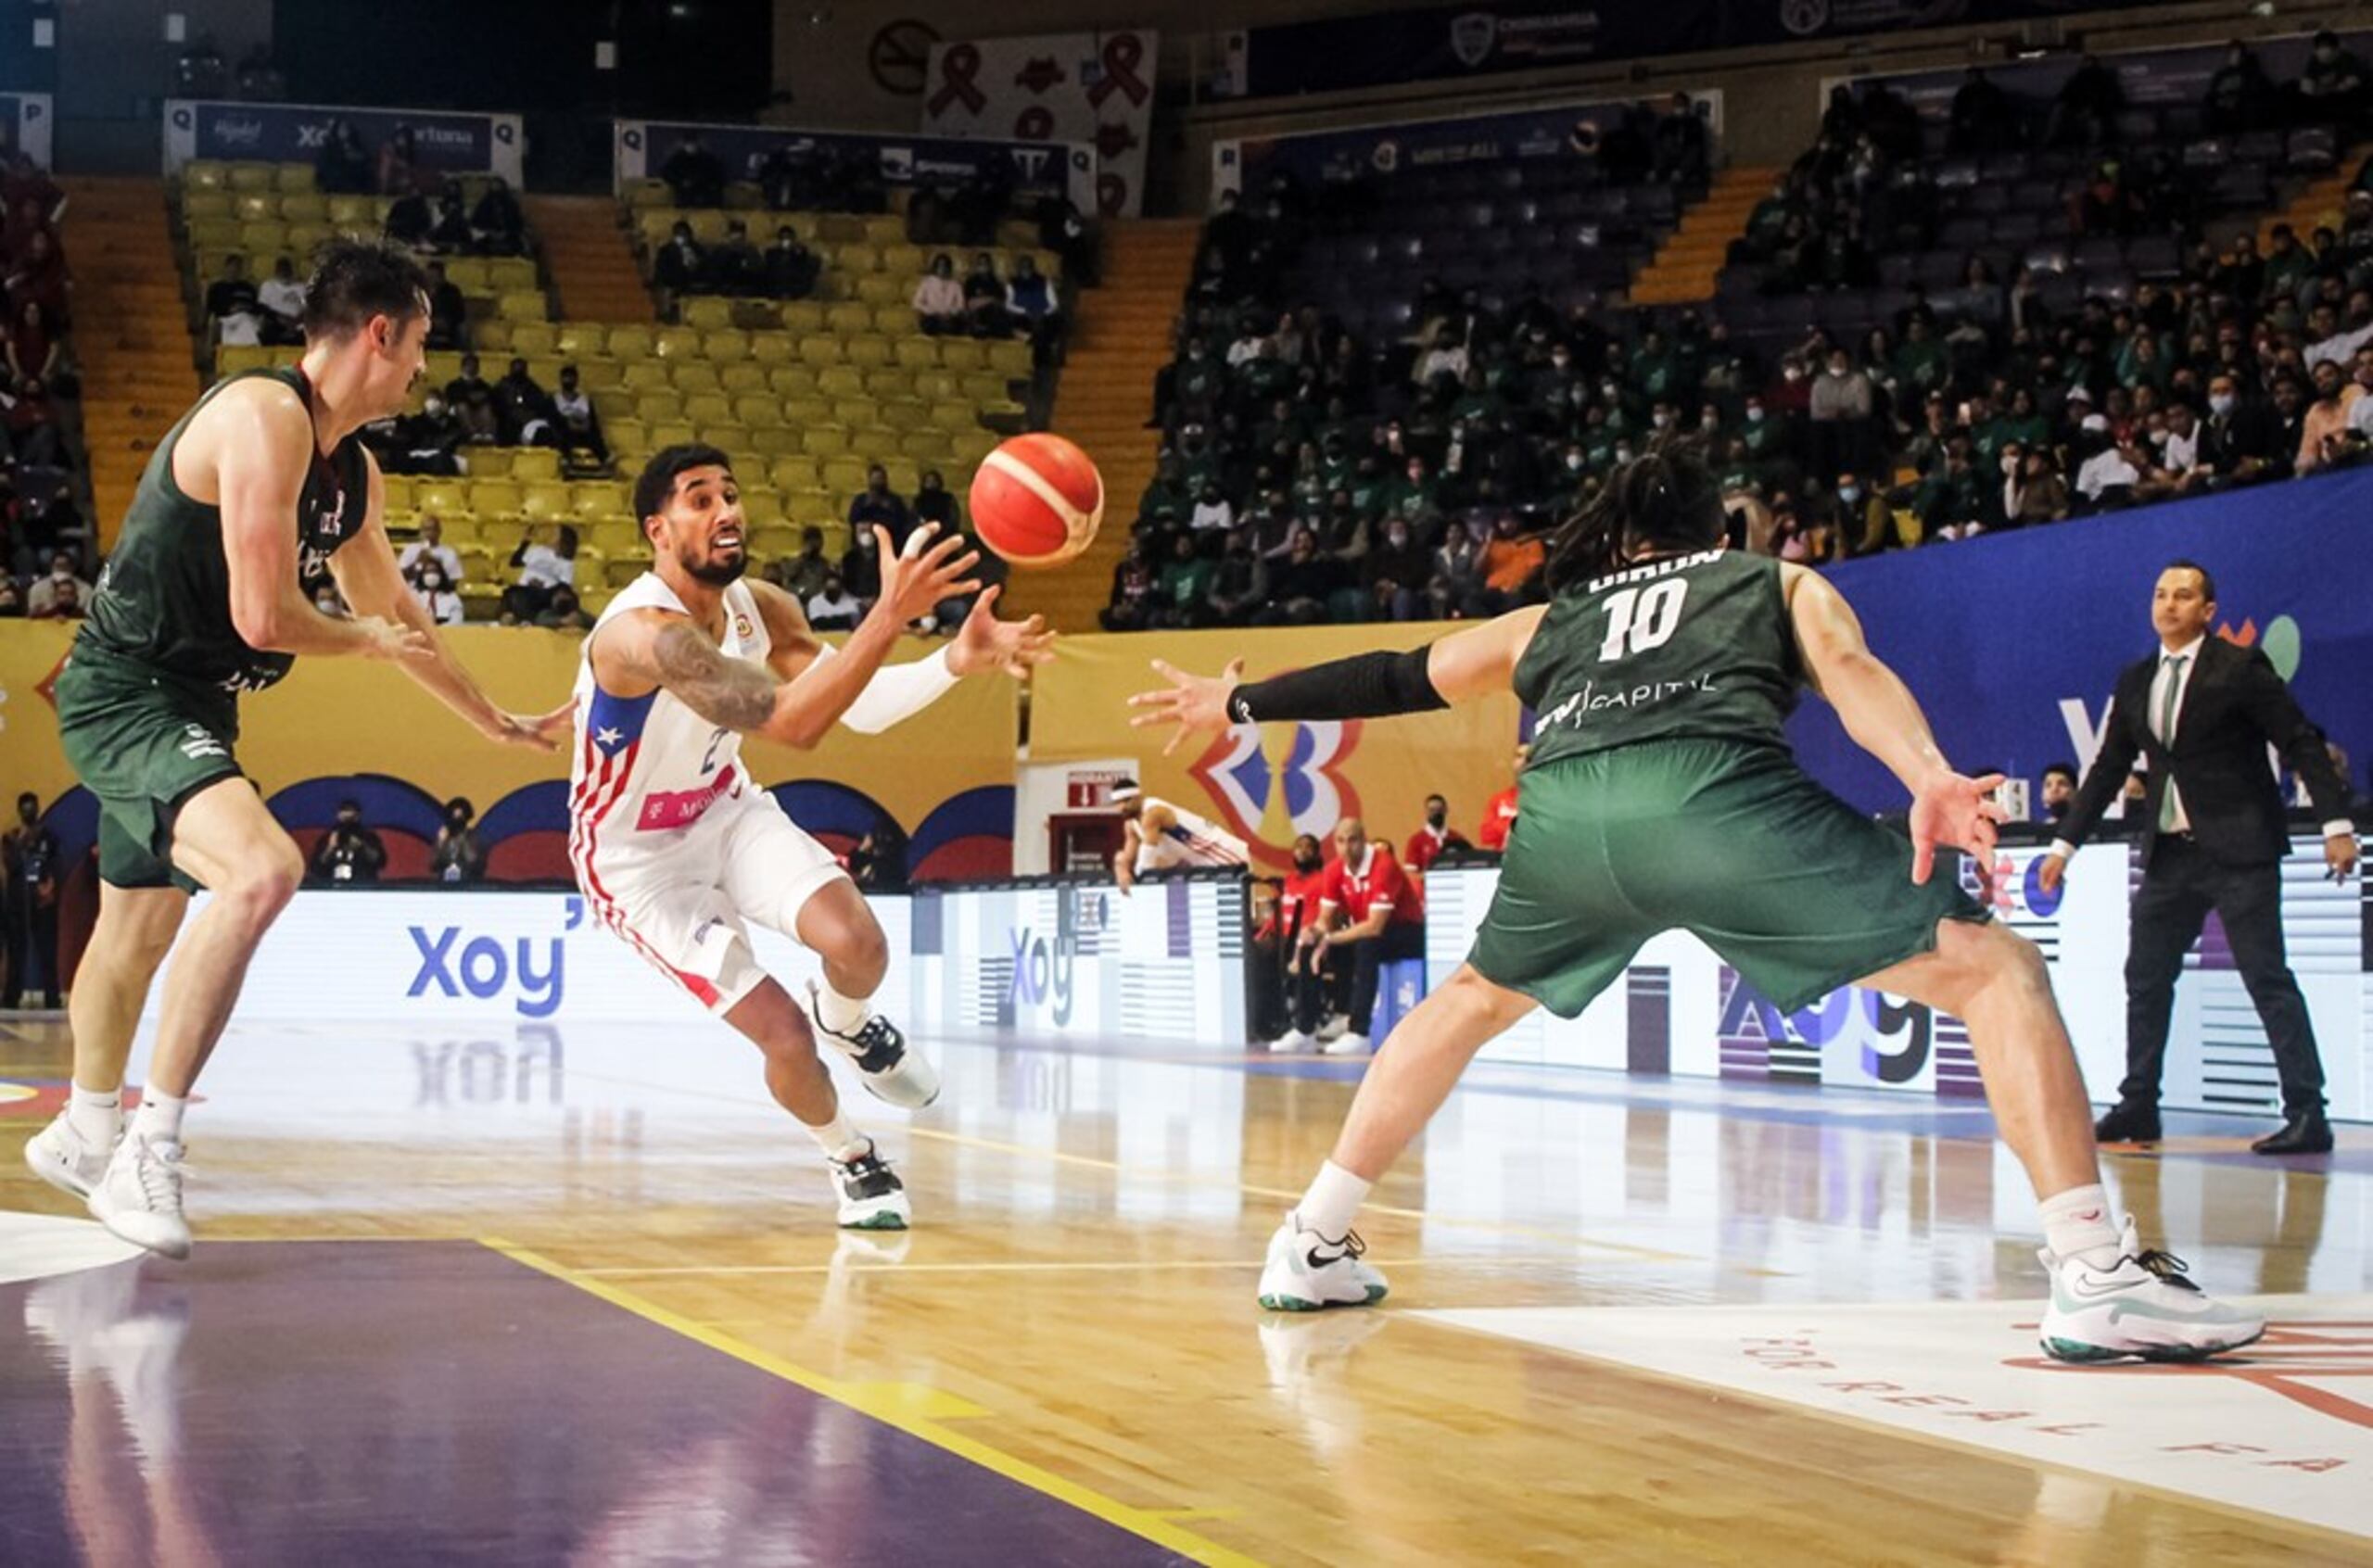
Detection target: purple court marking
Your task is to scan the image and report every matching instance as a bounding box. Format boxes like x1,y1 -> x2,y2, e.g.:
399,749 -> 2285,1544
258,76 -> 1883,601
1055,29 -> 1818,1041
0,1241 -> 1188,1567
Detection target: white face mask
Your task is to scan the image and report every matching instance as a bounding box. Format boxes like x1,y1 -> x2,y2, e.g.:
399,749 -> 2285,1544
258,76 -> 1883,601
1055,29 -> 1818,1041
1652,411 -> 1673,429
1745,406 -> 1765,423
1839,486 -> 1862,504
2210,393 -> 2236,415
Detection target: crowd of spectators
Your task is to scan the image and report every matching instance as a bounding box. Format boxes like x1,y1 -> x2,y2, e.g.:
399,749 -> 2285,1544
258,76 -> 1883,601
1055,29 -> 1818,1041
1108,40 -> 2373,629
1,149 -> 90,618
357,355 -> 607,481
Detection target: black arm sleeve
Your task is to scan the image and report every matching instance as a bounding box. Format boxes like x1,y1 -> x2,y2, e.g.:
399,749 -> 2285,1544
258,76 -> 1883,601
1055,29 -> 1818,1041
1228,647 -> 1449,725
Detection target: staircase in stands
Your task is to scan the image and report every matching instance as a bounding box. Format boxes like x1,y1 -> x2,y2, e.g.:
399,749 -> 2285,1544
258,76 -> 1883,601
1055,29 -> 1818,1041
2257,147 -> 2369,252
526,196 -> 656,322
1010,217 -> 1199,634
58,177 -> 202,546
1627,165 -> 1783,308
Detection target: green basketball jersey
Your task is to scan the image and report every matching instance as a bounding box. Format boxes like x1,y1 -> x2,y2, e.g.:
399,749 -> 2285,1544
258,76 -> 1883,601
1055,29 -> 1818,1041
1513,548 -> 1802,767
78,366 -> 371,697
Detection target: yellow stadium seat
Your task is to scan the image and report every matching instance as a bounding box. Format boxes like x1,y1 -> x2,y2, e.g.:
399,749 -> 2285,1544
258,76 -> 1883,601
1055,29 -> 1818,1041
632,391 -> 680,425
416,480 -> 469,516
820,457 -> 870,495
687,211 -> 734,244
866,304 -> 909,336
443,257 -> 491,292
499,290 -> 549,322
649,421 -> 697,449
960,371 -> 1015,405
848,426 -> 901,461
747,523 -> 799,560
746,331 -> 794,365
679,297 -> 735,331
623,177 -> 671,208
570,546 -> 610,586
661,365 -> 716,399
285,221 -> 335,257
909,369 -> 960,401
841,336 -> 889,372
519,483 -> 574,523
182,160 -> 229,192
814,364 -> 864,399
859,215 -> 907,247
214,344 -> 274,378
605,323 -> 654,362
227,162 -> 274,192
816,214 -> 868,245
985,341 -> 1031,378
800,425 -> 850,459
704,425 -> 752,457
827,398 -> 874,430
782,395 -> 836,428
704,329 -> 750,363
897,430 -> 948,463
488,259 -> 538,293
467,449 -> 516,480
861,367 -> 914,401
380,474 -> 416,512
741,492 -> 789,527
742,426 -> 800,460
879,459 -> 920,496
468,479 -> 523,519
780,487 -> 834,522
730,394 -> 784,428
930,398 -> 982,432
232,191 -> 277,222
591,388 -> 637,424
190,216 -> 245,250
624,365 -> 674,398
653,325 -> 704,360
238,221 -> 290,258
572,482 -> 628,519
816,303 -> 866,336
549,322 -> 603,360
798,336 -> 845,369
853,274 -> 904,307
509,448 -> 563,484
682,391 -> 734,426
877,398 -> 931,432
767,365 -> 818,399
768,456 -> 822,492
590,519 -> 642,557
604,557 -> 645,588
933,339 -> 985,372
717,362 -> 770,394
182,189 -> 235,222
778,302 -> 828,336
502,322 -> 555,360
324,194 -> 377,227
949,430 -> 998,464
893,338 -> 941,371
603,418 -> 647,456
274,162 -> 316,192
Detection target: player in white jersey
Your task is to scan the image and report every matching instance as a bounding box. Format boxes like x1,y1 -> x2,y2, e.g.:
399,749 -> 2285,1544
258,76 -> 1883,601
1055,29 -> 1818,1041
1110,778 -> 1250,895
572,445 -> 1050,1227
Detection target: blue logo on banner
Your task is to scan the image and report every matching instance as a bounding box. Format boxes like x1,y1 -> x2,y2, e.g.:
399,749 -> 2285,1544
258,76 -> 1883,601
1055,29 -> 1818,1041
408,919 -> 566,1018
1008,925 -> 1075,1025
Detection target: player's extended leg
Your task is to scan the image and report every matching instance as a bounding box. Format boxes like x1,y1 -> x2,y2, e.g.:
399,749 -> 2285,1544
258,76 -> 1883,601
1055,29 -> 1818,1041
87,778 -> 303,1258
793,878 -> 939,1109
1257,965 -> 1539,1310
22,883 -> 187,1203
1860,918 -> 2263,1362
720,977 -> 909,1230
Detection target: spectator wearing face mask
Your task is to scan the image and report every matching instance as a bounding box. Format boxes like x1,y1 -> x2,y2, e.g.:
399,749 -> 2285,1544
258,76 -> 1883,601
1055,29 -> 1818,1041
1403,795 -> 1471,876
847,464 -> 914,550
763,227 -> 819,300
551,366 -> 607,464
913,254 -> 966,335
424,260 -> 469,350
501,524 -> 577,626
765,526 -> 833,603
25,550 -> 91,619
535,584 -> 592,631
806,572 -> 861,631
1808,348 -> 1875,487
1833,470 -> 1902,553
431,797 -> 487,885
408,556 -> 464,626
839,524 -> 882,608
1362,513 -> 1431,622
309,800 -> 388,887
654,221 -> 705,300
1266,833 -> 1338,1055
495,358 -> 555,447
2199,373 -> 2279,486
472,177 -> 527,257
1203,525 -> 1269,627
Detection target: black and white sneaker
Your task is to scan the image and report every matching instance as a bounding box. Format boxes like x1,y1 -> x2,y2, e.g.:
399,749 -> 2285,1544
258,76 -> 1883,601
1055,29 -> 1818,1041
808,983 -> 942,1109
828,1141 -> 912,1230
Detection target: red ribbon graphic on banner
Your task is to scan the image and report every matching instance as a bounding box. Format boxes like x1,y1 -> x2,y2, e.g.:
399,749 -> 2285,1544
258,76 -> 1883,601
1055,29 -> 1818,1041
1086,33 -> 1149,108
929,44 -> 985,117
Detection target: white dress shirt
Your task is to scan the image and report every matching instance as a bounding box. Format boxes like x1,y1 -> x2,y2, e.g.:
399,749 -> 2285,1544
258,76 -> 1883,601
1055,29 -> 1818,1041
2051,633 -> 2353,857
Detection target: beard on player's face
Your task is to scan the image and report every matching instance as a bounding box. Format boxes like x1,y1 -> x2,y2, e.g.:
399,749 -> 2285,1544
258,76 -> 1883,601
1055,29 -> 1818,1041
678,532 -> 747,586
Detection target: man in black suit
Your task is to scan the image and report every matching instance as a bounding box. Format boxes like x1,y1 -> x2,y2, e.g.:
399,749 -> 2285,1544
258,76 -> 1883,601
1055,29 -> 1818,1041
2041,561 -> 2357,1154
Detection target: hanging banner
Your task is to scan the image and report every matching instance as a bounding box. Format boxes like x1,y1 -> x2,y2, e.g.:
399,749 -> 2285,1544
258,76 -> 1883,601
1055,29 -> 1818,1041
0,92 -> 52,169
1222,1 -> 2165,101
1029,625 -> 1526,874
1212,90 -> 1722,207
160,99 -> 525,185
920,30 -> 1158,217
615,118 -> 1096,218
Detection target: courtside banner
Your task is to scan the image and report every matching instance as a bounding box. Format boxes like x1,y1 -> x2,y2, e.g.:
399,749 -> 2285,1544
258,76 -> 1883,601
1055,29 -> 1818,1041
1788,467 -> 2373,816
1428,832 -> 2370,1121
1031,625 -> 1526,876
614,119 -> 1096,219
919,30 -> 1158,217
1212,90 -> 1722,208
0,93 -> 52,169
161,100 -> 524,185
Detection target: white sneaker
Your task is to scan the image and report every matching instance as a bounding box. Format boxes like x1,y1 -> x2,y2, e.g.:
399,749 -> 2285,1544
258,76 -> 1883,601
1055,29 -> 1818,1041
2038,1217 -> 2263,1363
23,1109 -> 117,1201
828,1140 -> 911,1231
86,1132 -> 193,1261
1256,1211 -> 1389,1312
1269,1029 -> 1315,1054
1316,1014 -> 1349,1043
1322,1031 -> 1372,1057
809,985 -> 941,1109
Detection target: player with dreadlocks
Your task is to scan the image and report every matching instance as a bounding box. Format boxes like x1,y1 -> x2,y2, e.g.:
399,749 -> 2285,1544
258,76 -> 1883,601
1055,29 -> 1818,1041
1130,447 -> 2264,1365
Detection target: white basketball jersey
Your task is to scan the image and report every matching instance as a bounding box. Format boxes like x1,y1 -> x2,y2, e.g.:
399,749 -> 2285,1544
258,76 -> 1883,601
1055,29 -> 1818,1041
570,573 -> 771,879
1136,794 -> 1250,870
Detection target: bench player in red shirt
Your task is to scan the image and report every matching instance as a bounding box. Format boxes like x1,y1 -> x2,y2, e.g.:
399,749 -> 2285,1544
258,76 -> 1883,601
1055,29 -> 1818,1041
1313,817 -> 1425,1057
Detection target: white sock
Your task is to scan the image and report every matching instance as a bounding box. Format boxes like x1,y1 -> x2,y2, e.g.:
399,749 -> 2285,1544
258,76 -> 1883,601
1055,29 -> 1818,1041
801,1108 -> 870,1164
132,1089 -> 187,1146
814,980 -> 872,1037
68,1084 -> 121,1146
2039,1183 -> 2123,1271
1296,1160 -> 1372,1242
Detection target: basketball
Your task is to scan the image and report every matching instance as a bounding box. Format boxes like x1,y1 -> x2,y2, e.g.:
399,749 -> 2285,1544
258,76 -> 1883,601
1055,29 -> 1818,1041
969,433 -> 1104,568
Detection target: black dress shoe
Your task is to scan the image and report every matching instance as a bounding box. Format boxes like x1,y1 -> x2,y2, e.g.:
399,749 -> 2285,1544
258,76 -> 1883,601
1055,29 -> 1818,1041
2251,1111 -> 2334,1156
2093,1101 -> 2163,1144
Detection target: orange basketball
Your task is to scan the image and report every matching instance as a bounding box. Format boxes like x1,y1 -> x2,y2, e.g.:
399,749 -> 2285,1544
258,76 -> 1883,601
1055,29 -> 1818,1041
969,433 -> 1104,568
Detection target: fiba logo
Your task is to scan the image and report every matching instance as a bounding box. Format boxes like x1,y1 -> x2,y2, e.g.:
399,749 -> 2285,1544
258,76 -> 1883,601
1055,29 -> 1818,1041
1188,718 -> 1362,871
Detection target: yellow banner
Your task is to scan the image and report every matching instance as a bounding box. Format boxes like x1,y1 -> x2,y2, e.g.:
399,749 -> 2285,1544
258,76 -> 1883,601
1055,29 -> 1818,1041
0,625 -> 1016,868
1031,625 -> 1524,872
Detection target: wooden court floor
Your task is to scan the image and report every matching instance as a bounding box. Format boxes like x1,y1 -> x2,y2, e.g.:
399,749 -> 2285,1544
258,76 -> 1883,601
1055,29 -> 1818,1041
3,1013 -> 2368,1565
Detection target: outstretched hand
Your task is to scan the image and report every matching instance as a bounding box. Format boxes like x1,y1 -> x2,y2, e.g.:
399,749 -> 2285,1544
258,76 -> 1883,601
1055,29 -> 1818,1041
1909,769 -> 2008,885
483,699 -> 575,752
1128,657 -> 1245,756
947,586 -> 1055,678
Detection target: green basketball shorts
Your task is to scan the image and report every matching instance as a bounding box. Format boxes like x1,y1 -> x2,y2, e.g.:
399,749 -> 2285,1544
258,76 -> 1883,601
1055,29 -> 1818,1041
1468,738 -> 1988,1017
55,648 -> 244,891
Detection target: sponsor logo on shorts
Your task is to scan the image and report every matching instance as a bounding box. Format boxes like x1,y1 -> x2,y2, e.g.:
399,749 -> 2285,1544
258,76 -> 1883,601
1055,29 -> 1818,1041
177,723 -> 228,761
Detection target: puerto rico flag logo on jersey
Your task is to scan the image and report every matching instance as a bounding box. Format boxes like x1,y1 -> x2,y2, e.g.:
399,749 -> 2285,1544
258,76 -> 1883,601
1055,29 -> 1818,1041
1187,719 -> 1363,872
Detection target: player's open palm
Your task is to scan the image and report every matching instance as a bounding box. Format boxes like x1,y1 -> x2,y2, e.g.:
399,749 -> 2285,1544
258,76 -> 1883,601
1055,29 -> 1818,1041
877,524 -> 981,626
1129,657 -> 1245,756
483,700 -> 576,752
949,586 -> 1055,678
1908,769 -> 2007,885
356,615 -> 435,663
